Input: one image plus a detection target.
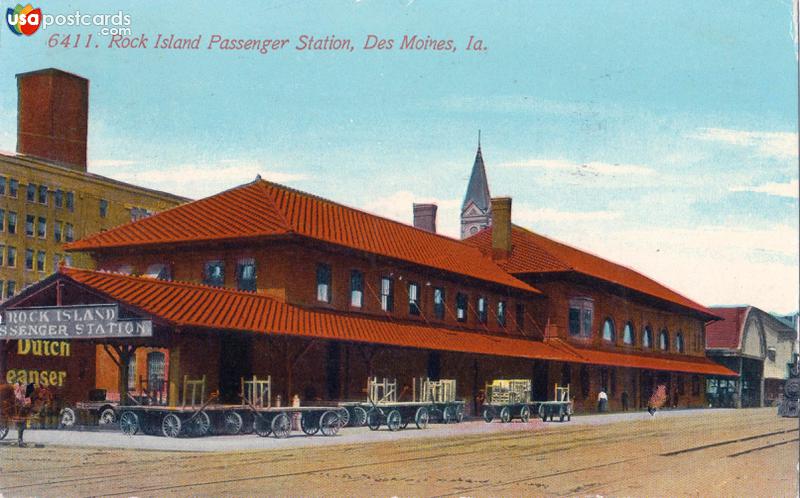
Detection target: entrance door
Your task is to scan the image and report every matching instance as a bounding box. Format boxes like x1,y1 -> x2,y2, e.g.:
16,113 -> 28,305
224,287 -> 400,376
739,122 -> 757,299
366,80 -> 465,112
532,361 -> 548,401
219,334 -> 252,403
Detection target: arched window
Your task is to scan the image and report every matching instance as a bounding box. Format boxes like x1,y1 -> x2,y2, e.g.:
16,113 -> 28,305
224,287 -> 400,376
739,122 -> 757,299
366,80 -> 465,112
623,321 -> 635,345
602,318 -> 616,343
675,331 -> 684,353
659,328 -> 669,351
643,326 -> 653,348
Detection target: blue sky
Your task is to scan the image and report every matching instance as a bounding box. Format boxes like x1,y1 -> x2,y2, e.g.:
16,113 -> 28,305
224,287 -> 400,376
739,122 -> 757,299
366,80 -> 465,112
0,1 -> 797,312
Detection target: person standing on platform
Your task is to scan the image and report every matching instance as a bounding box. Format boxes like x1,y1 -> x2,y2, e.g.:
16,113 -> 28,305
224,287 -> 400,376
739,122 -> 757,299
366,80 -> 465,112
597,389 -> 608,412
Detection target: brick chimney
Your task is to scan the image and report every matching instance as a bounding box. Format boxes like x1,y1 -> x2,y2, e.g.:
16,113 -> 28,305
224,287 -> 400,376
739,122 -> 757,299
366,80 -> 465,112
16,68 -> 89,171
491,197 -> 512,260
413,203 -> 437,233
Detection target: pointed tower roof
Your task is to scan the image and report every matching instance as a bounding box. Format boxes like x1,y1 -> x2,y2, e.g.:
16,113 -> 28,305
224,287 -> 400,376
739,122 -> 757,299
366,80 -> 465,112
462,137 -> 491,212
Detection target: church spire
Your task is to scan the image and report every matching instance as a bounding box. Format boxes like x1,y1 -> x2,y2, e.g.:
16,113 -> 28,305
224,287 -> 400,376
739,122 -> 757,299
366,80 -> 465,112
460,132 -> 492,239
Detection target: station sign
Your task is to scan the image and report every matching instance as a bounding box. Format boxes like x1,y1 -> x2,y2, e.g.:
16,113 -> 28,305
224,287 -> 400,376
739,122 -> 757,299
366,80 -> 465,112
0,304 -> 152,340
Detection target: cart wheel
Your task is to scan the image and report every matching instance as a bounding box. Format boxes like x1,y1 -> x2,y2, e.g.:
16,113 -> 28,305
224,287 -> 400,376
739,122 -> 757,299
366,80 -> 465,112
483,407 -> 494,423
240,412 -> 255,434
119,411 -> 139,436
456,405 -> 465,423
415,406 -> 430,429
301,412 -> 320,436
254,415 -> 272,437
98,408 -> 116,425
567,413 -> 572,422
59,407 -> 77,428
320,411 -> 341,436
367,409 -> 382,431
271,412 -> 291,439
162,413 -> 182,438
520,406 -> 531,423
337,408 -> 350,427
353,406 -> 368,427
0,422 -> 9,440
224,411 -> 244,435
386,409 -> 402,431
500,406 -> 511,423
190,411 -> 212,437
559,409 -> 566,422
443,405 -> 455,424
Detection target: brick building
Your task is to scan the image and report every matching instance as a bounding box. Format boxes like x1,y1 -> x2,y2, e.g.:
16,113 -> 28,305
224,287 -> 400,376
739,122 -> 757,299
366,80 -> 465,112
0,68 -> 188,301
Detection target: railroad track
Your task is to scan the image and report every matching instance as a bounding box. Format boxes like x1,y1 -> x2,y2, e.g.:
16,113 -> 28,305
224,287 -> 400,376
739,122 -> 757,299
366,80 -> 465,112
0,411 -> 795,497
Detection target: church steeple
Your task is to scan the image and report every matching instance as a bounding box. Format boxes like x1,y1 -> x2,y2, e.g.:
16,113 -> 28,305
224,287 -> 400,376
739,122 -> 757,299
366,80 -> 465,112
461,132 -> 492,239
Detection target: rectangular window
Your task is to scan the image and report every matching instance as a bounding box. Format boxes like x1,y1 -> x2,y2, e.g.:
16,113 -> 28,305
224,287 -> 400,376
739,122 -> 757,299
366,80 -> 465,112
380,277 -> 394,312
236,258 -> 257,291
516,303 -> 525,333
25,215 -> 34,237
6,281 -> 15,298
26,183 -> 35,202
64,254 -> 73,267
7,247 -> 16,267
0,245 -> 4,266
408,282 -> 420,315
0,176 -> 5,195
433,287 -> 445,320
54,221 -> 62,242
456,293 -> 468,322
568,297 -> 594,337
0,209 -> 4,232
203,260 -> 225,287
9,179 -> 18,198
38,185 -> 48,205
25,249 -> 34,270
36,251 -> 45,272
477,296 -> 487,323
65,223 -> 74,242
53,253 -> 60,272
497,301 -> 507,326
66,191 -> 74,211
316,263 -> 332,303
37,217 -> 46,238
99,199 -> 108,218
54,189 -> 63,208
349,270 -> 363,308
7,212 -> 16,234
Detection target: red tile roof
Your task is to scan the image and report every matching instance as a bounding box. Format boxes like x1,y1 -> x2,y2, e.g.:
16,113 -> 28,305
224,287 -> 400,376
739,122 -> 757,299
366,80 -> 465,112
467,225 -> 717,318
56,268 -> 568,362
6,268 -> 734,376
65,180 -> 537,294
705,306 -> 749,350
549,339 -> 736,376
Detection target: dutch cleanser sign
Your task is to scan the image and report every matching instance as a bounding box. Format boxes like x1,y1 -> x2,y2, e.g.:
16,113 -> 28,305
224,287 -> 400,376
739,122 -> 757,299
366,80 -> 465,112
0,304 -> 152,339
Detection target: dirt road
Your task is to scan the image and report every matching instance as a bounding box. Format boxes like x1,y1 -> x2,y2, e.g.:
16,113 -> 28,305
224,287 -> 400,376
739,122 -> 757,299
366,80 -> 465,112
0,407 -> 797,497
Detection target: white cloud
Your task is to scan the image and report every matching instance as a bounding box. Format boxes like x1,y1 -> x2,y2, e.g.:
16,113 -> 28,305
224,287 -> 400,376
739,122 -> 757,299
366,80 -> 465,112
730,179 -> 799,198
498,158 -> 655,178
691,127 -> 798,159
93,160 -> 307,198
360,191 -> 461,238
555,223 -> 799,313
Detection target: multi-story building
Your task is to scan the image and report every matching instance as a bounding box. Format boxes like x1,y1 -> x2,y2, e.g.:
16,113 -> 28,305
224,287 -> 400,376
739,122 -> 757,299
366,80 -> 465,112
0,68 -> 188,301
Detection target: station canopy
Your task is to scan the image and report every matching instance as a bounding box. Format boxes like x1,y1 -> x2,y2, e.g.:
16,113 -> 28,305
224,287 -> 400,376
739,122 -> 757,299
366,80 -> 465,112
0,267 -> 736,376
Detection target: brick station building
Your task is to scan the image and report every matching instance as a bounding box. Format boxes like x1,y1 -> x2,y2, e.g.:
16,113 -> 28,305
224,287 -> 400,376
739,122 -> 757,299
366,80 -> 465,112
1,177 -> 733,413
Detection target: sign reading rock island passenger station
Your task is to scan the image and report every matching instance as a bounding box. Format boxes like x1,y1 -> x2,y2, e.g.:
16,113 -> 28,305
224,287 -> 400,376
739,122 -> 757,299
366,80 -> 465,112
0,304 -> 152,340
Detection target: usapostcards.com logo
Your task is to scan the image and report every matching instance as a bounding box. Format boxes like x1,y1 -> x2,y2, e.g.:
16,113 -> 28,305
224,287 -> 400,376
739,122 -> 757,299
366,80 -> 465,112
6,4 -> 132,37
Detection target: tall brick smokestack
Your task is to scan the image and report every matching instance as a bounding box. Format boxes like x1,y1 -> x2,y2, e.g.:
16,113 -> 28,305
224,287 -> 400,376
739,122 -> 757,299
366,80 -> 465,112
16,68 -> 89,171
491,197 -> 512,260
413,203 -> 437,233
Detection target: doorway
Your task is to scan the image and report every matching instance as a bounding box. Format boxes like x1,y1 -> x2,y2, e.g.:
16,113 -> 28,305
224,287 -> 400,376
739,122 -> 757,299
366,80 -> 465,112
532,361 -> 549,401
219,334 -> 252,403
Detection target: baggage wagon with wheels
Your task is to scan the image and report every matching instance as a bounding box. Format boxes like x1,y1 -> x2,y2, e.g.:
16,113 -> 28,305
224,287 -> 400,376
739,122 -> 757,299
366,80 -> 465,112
354,377 -> 465,431
482,380 -> 572,423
